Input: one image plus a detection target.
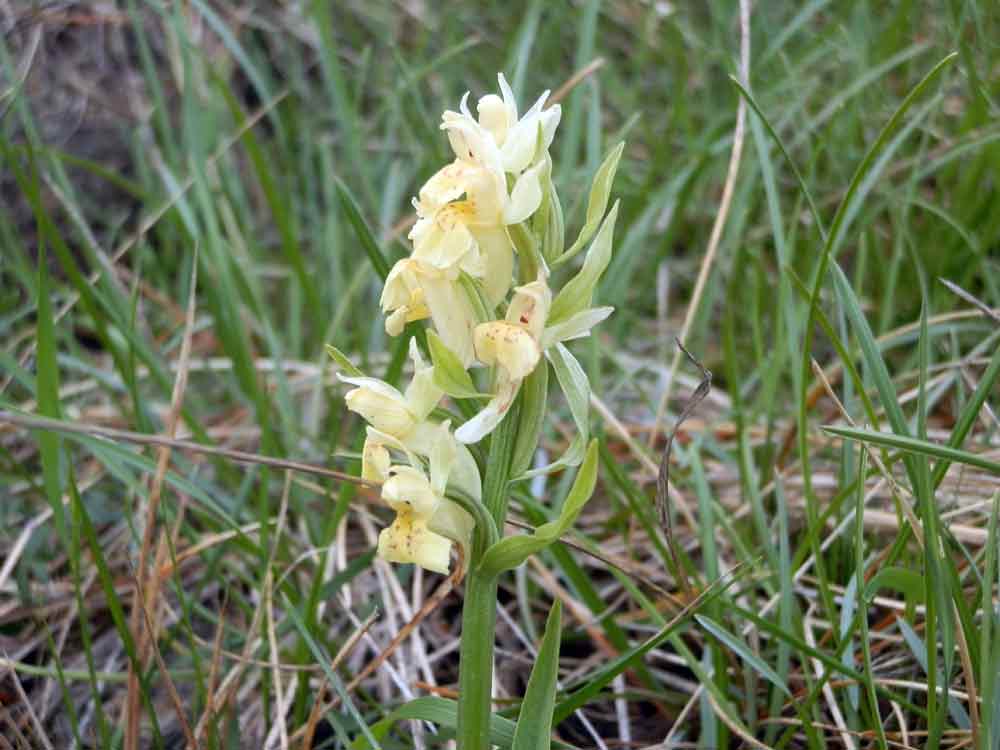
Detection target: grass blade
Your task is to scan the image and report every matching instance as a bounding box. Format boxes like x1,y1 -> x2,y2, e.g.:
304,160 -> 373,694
512,600 -> 563,750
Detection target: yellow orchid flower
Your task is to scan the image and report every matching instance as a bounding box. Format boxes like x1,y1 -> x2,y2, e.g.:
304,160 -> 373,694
375,423 -> 476,574
341,339 -> 441,477
381,257 -> 480,366
476,72 -> 562,175
341,339 -> 481,493
455,275 -> 613,444
407,75 -> 559,305
381,74 -> 563,368
376,464 -> 452,573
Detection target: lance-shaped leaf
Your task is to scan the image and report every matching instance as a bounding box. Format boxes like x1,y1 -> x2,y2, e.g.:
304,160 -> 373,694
512,600 -> 563,750
325,344 -> 364,378
695,615 -> 790,697
510,361 -> 549,478
348,696 -> 576,750
479,440 -> 598,576
548,201 -> 619,325
336,177 -> 391,281
556,141 -> 624,265
865,566 -> 926,603
823,425 -> 1000,475
516,344 -> 588,479
426,330 -> 487,400
540,164 -> 565,264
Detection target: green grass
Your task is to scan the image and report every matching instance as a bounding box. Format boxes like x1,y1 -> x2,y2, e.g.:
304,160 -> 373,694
1,1 -> 998,747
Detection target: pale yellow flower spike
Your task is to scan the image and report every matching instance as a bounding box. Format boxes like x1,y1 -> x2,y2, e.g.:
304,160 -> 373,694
381,73 -> 562,365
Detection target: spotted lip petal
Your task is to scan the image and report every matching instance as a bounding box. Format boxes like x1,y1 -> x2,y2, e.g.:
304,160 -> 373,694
377,512 -> 452,575
474,322 -> 541,381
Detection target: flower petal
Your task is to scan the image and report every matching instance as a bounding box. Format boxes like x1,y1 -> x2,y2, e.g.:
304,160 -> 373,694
377,511 -> 452,574
455,373 -> 522,444
470,225 -> 514,306
420,275 -> 479,368
505,277 -> 551,340
403,339 -> 443,421
497,72 -> 519,124
382,465 -> 439,517
428,499 -> 474,558
341,376 -> 416,436
381,259 -> 430,335
500,90 -> 552,174
414,160 -> 479,216
503,160 -> 544,225
474,322 -> 541,380
410,207 -> 479,272
477,93 -> 509,144
361,437 -> 391,483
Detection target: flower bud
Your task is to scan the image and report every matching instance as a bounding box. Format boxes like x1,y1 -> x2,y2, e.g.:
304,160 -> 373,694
477,93 -> 509,144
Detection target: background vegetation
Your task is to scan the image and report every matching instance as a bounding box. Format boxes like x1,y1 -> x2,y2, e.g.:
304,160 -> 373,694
1,1 -> 998,747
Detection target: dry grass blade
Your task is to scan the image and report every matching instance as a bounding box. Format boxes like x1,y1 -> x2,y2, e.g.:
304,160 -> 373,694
0,411 -> 373,488
193,591 -> 229,750
126,245 -> 199,750
262,474 -> 294,750
952,602 -> 980,749
648,0 -> 751,451
656,339 -> 711,598
5,661 -> 55,750
300,610 -> 379,750
130,563 -> 197,749
289,548 -> 466,745
549,57 -> 606,106
939,278 -> 1000,325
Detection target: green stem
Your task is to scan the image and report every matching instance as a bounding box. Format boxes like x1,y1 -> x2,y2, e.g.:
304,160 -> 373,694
457,405 -> 518,750
457,571 -> 500,750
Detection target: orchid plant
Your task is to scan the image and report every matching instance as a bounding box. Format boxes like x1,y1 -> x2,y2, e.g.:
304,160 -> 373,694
331,73 -> 623,750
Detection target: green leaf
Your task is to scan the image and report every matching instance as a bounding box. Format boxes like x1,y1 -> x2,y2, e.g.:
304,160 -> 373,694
479,440 -> 598,576
512,600 -> 563,750
427,330 -> 487,399
548,201 -> 619,324
556,142 -> 625,265
930,339 -> 1000,489
336,177 -> 391,282
509,222 -> 545,286
865,566 -> 925,603
349,696 -> 574,750
35,243 -> 68,544
695,615 -> 791,697
822,425 -> 1000,475
325,344 -> 364,378
510,361 -> 549,478
517,344 -> 587,479
538,153 -> 565,264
